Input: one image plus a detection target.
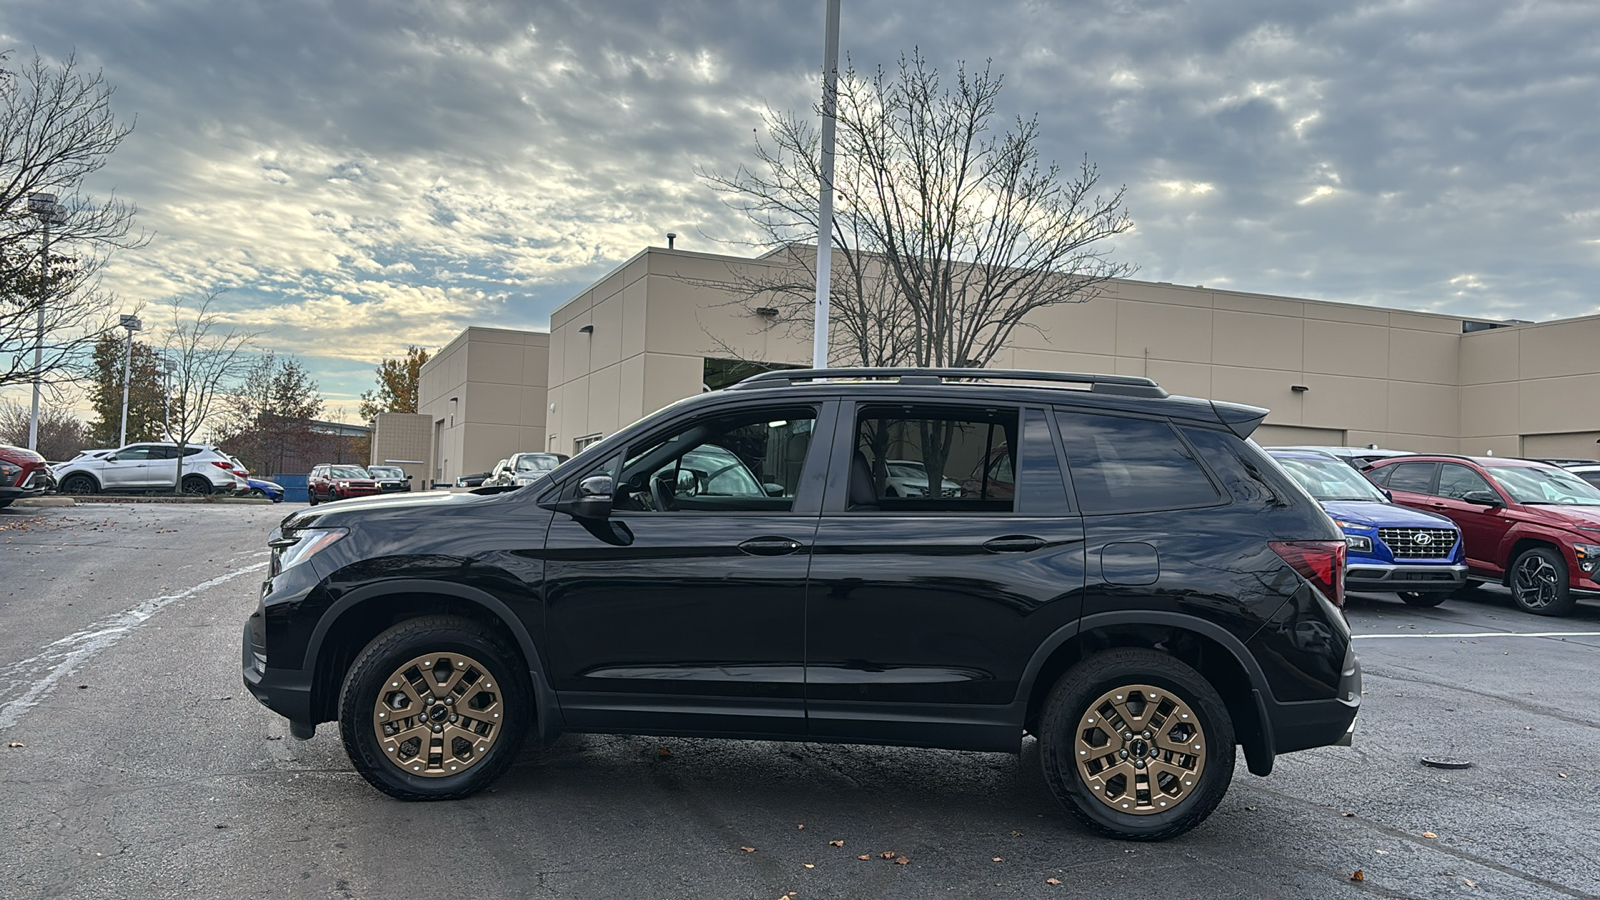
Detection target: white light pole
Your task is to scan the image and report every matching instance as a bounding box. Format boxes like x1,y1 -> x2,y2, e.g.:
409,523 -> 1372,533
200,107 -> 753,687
26,193 -> 64,451
118,315 -> 143,447
812,0 -> 841,369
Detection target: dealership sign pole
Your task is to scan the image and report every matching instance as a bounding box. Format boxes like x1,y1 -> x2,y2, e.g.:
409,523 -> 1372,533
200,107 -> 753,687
812,0 -> 841,369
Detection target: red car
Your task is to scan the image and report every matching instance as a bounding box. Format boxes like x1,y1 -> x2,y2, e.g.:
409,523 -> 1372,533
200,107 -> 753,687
307,464 -> 381,505
0,443 -> 51,509
1364,455 -> 1600,616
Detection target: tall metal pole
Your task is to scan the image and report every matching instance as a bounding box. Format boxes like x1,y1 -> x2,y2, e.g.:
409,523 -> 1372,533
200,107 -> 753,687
811,0 -> 841,369
27,195 -> 57,451
118,316 -> 142,447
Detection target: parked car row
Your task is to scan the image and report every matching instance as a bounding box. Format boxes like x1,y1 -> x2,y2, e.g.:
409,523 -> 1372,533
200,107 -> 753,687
1266,445 -> 1600,617
481,452 -> 567,488
51,442 -> 249,496
0,443 -> 53,508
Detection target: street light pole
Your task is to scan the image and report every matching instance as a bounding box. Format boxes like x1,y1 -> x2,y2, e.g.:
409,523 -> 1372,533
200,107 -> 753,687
812,0 -> 841,369
26,193 -> 62,452
118,315 -> 143,447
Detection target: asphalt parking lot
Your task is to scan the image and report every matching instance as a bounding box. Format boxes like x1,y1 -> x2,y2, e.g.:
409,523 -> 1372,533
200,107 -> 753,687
2,502 -> 1598,899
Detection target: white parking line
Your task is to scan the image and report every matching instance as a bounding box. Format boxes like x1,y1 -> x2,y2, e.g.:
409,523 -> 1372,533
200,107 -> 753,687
0,560 -> 268,732
1352,631 -> 1600,640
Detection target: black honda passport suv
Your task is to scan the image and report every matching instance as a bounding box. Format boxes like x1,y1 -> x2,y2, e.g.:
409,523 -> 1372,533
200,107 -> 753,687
244,368 -> 1359,840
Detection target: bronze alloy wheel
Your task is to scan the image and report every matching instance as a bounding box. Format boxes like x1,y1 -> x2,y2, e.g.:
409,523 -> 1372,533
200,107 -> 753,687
1074,683 -> 1206,815
371,651 -> 503,777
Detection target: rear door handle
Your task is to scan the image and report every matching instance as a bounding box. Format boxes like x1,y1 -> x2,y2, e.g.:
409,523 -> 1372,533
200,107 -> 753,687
738,536 -> 805,556
984,535 -> 1047,553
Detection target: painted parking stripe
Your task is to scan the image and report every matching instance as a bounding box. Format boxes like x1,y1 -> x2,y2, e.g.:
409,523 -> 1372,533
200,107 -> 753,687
0,560 -> 268,732
1352,631 -> 1600,640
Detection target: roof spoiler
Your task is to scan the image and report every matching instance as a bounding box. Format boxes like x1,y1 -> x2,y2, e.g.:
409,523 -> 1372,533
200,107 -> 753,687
1211,401 -> 1269,439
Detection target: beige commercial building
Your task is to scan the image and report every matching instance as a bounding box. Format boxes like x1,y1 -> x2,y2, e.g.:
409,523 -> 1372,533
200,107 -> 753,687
416,326 -> 551,486
427,245 -> 1600,470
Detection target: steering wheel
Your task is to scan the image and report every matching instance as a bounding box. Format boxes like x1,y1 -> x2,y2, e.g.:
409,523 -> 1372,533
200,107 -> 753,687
650,471 -> 675,511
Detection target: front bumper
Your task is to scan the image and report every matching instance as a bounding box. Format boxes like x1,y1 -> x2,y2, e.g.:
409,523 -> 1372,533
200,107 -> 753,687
1346,562 -> 1466,593
242,619 -> 315,726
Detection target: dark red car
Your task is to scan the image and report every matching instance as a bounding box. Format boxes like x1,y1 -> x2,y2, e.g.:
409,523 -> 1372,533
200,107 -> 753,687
0,443 -> 51,509
307,464 -> 381,505
1364,455 -> 1600,616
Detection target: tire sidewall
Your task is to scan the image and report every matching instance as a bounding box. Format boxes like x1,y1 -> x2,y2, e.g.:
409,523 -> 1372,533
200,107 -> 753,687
1040,650 -> 1235,840
339,620 -> 531,800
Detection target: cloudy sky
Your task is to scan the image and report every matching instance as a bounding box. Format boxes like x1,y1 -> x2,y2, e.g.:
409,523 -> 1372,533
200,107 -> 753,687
4,0 -> 1598,413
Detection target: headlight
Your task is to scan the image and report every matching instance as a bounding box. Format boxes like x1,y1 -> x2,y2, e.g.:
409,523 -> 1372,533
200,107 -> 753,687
270,528 -> 347,573
1576,543 -> 1600,575
1332,520 -> 1372,553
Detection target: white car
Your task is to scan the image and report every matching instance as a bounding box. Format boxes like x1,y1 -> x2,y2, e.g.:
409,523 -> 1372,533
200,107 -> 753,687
51,442 -> 245,496
883,459 -> 961,498
507,452 -> 563,487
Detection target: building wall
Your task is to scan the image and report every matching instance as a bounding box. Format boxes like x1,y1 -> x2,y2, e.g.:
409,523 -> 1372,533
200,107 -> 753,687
418,327 -> 550,485
547,247 -> 1552,455
1459,314 -> 1600,459
368,412 -> 433,486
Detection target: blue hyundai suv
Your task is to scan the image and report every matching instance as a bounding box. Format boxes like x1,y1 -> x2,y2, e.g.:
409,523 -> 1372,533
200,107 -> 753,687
1269,449 -> 1465,606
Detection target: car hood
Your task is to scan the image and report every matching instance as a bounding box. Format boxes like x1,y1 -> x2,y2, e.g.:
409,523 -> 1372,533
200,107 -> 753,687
1321,499 -> 1458,530
285,489 -> 489,529
1522,503 -> 1600,533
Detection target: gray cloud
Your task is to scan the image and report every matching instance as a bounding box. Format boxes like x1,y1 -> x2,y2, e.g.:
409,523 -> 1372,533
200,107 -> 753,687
3,0 -> 1597,408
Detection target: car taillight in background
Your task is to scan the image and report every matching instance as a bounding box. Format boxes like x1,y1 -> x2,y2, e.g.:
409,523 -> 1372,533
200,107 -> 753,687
211,461 -> 234,472
1270,540 -> 1346,608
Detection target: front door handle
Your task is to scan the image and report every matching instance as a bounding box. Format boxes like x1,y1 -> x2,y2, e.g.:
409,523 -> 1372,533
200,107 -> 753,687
984,535 -> 1047,553
738,536 -> 805,556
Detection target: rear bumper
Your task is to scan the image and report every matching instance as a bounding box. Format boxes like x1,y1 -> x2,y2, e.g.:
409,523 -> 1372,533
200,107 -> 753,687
1346,562 -> 1466,593
1266,643 -> 1362,755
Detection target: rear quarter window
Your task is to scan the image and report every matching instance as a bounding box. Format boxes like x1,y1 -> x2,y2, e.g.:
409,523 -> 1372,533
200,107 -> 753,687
1055,410 -> 1221,514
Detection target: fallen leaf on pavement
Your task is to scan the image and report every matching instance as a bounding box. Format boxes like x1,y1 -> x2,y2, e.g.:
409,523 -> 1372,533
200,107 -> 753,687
1046,877 -> 1062,885
1341,812 -> 1355,817
5,742 -> 23,749
1463,878 -> 1477,888
797,823 -> 805,829
1422,832 -> 1437,839
740,846 -> 757,853
657,748 -> 672,758
1350,870 -> 1364,882
857,855 -> 870,861
1558,773 -> 1568,778
803,864 -> 814,869
992,857 -> 1003,862
879,851 -> 897,859
894,856 -> 909,866
829,840 -> 844,847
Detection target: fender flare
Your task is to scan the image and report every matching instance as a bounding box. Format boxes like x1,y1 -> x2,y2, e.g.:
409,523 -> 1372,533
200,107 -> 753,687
1014,610 -> 1277,775
305,578 -> 564,744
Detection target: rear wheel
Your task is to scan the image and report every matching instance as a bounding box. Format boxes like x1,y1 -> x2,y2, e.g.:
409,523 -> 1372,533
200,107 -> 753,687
1038,648 -> 1234,841
181,475 -> 212,495
1509,547 -> 1575,616
339,616 -> 531,801
60,473 -> 98,494
1397,591 -> 1448,607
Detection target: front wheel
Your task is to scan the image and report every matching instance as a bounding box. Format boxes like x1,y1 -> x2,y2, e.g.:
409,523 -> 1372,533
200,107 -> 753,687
1509,547 -> 1575,616
1038,648 -> 1235,841
60,473 -> 98,495
1398,591 -> 1449,607
338,616 -> 531,801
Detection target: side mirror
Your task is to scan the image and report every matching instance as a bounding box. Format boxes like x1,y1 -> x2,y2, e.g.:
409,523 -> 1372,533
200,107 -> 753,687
1382,489 -> 1393,502
105,454 -> 119,462
1461,490 -> 1504,507
405,474 -> 414,481
560,475 -> 614,519
764,482 -> 785,497
674,469 -> 698,496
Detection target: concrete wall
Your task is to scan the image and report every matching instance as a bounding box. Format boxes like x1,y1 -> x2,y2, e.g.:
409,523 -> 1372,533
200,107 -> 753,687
368,412 -> 433,486
418,327 -> 550,485
547,247 -> 1537,454
1460,314 -> 1600,459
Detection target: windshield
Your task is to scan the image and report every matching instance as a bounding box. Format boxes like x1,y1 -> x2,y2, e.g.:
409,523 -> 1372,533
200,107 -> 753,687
1485,465 -> 1600,506
330,466 -> 370,479
514,455 -> 557,472
369,466 -> 403,478
1275,456 -> 1388,502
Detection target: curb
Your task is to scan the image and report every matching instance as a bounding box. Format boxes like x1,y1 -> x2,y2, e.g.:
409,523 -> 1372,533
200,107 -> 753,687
12,496 -> 75,508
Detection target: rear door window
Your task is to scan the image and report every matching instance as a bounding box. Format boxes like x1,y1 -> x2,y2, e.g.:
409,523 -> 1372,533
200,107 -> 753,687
850,405 -> 1018,512
1055,411 -> 1220,514
1383,462 -> 1438,494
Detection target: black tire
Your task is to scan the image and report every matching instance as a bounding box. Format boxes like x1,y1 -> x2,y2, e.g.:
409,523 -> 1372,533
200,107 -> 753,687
1509,547 -> 1575,616
1038,648 -> 1235,841
0,498 -> 12,509
338,616 -> 531,801
60,473 -> 98,495
248,488 -> 266,499
307,489 -> 319,506
181,475 -> 212,495
1398,591 -> 1449,607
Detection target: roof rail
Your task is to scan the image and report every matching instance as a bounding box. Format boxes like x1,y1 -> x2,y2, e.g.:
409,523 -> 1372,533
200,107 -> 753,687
726,367 -> 1168,399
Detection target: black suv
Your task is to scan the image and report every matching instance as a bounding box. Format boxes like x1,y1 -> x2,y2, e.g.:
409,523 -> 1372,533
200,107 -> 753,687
243,368 -> 1359,840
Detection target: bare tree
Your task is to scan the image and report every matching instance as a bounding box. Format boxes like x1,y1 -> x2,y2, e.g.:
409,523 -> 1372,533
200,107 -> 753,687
0,396 -> 85,459
162,292 -> 256,494
701,51 -> 1135,368
1,51 -> 145,391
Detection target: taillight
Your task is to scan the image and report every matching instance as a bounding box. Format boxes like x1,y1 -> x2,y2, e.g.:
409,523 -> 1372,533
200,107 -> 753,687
210,461 -> 233,471
1270,540 -> 1346,607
